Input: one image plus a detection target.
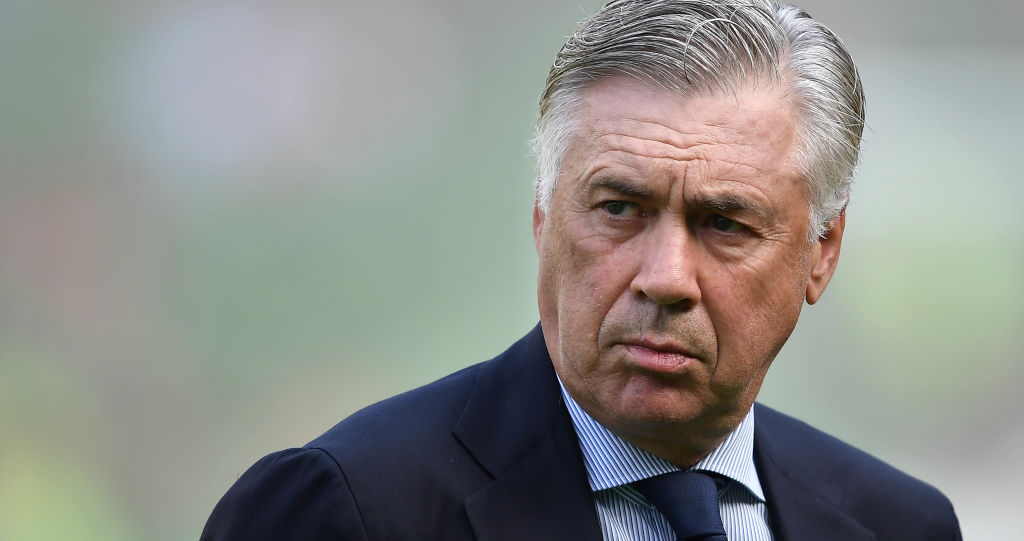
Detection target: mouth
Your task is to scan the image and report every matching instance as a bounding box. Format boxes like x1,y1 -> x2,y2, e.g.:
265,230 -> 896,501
616,337 -> 701,376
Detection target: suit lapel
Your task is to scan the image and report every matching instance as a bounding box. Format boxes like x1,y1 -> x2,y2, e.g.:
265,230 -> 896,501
454,326 -> 603,541
463,413 -> 603,541
754,404 -> 876,541
757,460 -> 876,541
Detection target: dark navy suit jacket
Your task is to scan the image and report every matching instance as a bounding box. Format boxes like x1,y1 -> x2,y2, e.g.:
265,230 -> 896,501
201,326 -> 962,540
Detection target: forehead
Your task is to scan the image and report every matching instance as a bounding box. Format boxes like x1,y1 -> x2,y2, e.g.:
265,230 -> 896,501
566,77 -> 802,189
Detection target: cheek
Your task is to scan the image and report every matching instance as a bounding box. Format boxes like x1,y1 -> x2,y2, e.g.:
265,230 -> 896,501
558,253 -> 625,341
551,238 -> 638,368
703,253 -> 808,379
557,222 -> 634,307
716,239 -> 811,309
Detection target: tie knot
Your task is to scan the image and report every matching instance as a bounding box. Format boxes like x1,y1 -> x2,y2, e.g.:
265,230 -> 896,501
633,471 -> 728,541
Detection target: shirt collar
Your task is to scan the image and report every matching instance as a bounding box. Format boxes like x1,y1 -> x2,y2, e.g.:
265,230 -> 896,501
558,377 -> 765,502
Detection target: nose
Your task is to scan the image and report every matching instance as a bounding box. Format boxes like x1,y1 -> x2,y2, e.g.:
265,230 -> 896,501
629,220 -> 701,307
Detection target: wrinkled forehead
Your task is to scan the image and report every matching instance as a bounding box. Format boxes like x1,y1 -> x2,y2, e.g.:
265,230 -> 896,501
569,77 -> 803,180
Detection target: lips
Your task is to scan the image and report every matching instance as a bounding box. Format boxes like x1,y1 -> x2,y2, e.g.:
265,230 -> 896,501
617,337 -> 701,375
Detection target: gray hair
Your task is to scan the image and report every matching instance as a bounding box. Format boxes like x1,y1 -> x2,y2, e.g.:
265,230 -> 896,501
532,0 -> 865,239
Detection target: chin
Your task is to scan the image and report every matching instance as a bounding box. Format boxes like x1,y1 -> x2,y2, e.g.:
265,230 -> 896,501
611,386 -> 708,429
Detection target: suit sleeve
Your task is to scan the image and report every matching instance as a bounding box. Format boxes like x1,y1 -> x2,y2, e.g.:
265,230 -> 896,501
200,447 -> 369,541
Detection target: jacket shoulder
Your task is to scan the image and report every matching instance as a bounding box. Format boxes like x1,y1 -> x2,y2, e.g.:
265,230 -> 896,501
201,326 -> 575,539
200,447 -> 368,541
308,360 -> 484,458
754,403 -> 961,540
203,361 -> 496,541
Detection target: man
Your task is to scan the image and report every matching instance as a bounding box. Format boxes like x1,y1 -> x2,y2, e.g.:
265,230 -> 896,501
202,1 -> 962,539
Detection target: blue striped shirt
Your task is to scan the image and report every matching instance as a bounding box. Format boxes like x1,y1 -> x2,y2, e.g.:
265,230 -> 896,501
559,380 -> 774,540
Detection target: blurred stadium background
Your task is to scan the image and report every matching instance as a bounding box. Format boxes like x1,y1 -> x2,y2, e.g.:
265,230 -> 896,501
1,1 -> 1021,539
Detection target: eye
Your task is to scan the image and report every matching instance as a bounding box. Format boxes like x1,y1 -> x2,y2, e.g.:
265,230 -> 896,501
602,201 -> 640,217
709,214 -> 745,233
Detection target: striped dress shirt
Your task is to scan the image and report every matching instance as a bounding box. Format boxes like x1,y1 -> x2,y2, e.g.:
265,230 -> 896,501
559,380 -> 774,540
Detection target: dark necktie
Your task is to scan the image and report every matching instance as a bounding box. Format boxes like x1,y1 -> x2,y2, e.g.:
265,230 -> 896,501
633,471 -> 728,541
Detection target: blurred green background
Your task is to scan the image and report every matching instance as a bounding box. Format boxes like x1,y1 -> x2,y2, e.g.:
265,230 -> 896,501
1,1 -> 1020,539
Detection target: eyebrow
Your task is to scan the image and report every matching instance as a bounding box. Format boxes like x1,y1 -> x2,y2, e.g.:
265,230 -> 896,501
586,176 -> 775,218
587,177 -> 655,199
696,193 -> 773,218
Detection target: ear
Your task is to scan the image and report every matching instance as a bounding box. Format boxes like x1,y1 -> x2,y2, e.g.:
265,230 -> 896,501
805,209 -> 846,305
533,201 -> 546,253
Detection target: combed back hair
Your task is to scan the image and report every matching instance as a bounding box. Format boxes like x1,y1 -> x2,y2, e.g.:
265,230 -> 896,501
532,0 -> 865,239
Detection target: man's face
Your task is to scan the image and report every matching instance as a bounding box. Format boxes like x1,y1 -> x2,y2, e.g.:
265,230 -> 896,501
534,78 -> 844,460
